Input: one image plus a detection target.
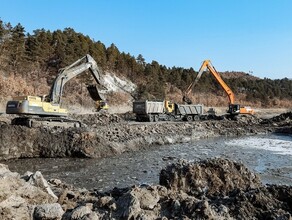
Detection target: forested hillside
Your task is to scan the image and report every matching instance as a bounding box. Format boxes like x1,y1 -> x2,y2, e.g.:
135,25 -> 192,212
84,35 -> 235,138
0,19 -> 291,109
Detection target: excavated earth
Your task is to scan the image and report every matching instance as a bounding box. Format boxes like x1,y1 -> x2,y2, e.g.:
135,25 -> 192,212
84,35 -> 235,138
0,112 -> 291,160
0,158 -> 291,219
0,112 -> 291,219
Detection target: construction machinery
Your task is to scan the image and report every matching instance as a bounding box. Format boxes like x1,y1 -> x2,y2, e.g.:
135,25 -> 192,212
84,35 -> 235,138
183,60 -> 254,116
96,100 -> 109,112
6,54 -> 108,127
133,100 -> 203,122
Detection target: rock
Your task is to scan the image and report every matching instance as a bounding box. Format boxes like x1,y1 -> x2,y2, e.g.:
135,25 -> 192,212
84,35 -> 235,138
134,187 -> 160,210
70,205 -> 92,220
0,164 -> 60,220
159,158 -> 262,197
116,190 -> 141,219
27,171 -> 58,200
81,212 -> 100,220
96,196 -> 116,210
33,203 -> 64,220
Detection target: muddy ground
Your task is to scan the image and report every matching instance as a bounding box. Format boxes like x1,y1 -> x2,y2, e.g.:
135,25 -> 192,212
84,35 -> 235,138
0,111 -> 291,219
0,111 -> 291,161
6,133 -> 291,192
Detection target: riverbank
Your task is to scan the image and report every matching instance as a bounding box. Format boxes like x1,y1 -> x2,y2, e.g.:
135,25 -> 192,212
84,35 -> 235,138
0,112 -> 291,161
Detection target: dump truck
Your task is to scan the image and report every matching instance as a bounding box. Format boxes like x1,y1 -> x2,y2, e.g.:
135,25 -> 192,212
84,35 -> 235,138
133,100 -> 203,122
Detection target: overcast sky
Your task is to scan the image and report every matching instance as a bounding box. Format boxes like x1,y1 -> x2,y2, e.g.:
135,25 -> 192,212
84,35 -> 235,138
1,0 -> 291,79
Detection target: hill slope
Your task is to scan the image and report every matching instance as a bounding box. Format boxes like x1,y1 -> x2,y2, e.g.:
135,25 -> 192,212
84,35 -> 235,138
0,19 -> 291,110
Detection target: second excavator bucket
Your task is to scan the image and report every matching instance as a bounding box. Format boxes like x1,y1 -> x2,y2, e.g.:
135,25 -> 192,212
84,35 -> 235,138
87,85 -> 105,101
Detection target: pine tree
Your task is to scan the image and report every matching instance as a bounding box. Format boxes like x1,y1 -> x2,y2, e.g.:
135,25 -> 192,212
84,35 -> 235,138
9,23 -> 26,73
106,43 -> 120,70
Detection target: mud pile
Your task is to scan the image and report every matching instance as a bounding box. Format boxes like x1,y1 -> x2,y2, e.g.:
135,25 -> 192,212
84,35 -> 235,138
261,111 -> 292,134
261,111 -> 292,125
270,111 -> 292,122
1,158 -> 291,219
70,112 -> 122,127
160,158 -> 262,197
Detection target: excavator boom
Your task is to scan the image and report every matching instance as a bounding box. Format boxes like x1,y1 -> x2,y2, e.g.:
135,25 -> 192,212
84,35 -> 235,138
183,60 -> 235,104
48,54 -> 105,104
183,60 -> 254,115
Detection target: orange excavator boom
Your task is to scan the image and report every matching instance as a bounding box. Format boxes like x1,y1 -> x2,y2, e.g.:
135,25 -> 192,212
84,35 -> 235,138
183,60 -> 254,115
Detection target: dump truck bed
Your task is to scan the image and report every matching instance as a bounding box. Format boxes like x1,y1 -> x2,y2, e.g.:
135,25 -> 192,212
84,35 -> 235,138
175,104 -> 203,115
133,100 -> 164,114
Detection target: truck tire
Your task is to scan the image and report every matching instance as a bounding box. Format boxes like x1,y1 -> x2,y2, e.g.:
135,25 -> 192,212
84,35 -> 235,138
169,115 -> 175,121
193,115 -> 200,121
164,115 -> 169,121
154,115 -> 159,122
186,115 -> 193,122
149,115 -> 154,122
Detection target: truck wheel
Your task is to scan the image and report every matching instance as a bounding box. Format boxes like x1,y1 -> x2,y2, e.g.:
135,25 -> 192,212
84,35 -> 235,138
193,115 -> 200,121
164,115 -> 169,121
186,115 -> 193,122
154,115 -> 159,122
149,115 -> 154,122
169,115 -> 175,121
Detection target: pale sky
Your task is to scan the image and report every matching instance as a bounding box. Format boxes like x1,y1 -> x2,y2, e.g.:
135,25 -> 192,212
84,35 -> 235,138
1,0 -> 292,79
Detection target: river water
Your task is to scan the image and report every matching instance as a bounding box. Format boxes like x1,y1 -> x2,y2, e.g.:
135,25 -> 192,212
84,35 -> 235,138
5,134 -> 292,191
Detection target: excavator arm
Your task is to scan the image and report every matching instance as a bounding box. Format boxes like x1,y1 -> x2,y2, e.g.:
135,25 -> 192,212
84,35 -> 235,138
183,60 -> 235,104
183,60 -> 254,115
48,54 -> 106,104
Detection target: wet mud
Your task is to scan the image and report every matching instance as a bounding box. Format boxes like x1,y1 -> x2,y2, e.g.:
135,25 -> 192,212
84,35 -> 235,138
5,134 -> 292,192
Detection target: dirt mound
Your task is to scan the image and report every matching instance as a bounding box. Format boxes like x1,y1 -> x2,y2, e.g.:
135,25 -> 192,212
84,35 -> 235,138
270,111 -> 292,122
261,111 -> 292,124
97,159 -> 291,219
159,158 -> 262,197
0,111 -> 287,161
70,112 -> 123,126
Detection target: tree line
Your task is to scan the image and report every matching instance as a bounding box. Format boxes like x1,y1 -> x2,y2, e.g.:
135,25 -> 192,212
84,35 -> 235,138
0,19 -> 291,106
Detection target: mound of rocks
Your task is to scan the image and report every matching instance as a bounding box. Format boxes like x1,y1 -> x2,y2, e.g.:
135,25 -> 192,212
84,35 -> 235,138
0,164 -> 62,220
270,111 -> 292,122
1,158 -> 291,219
70,112 -> 122,127
159,158 -> 262,197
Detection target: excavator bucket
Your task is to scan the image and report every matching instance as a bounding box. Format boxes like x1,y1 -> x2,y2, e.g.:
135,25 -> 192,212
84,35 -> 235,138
87,85 -> 105,101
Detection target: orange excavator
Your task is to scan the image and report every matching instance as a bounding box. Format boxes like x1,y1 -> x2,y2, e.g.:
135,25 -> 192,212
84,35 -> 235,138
183,60 -> 254,115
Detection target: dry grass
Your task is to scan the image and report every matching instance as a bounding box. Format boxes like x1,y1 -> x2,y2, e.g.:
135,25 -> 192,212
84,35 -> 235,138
0,74 -> 291,114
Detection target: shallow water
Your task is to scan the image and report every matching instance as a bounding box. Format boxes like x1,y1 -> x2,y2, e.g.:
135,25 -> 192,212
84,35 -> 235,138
5,133 -> 292,191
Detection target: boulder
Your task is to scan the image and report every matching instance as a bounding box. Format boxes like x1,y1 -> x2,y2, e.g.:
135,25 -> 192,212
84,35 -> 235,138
33,203 -> 64,220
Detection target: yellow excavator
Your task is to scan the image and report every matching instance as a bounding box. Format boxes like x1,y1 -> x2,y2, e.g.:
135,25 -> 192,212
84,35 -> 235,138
183,60 -> 254,115
6,54 -> 108,127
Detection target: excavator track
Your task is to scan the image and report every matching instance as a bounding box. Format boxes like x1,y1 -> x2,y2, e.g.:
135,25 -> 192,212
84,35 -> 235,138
11,117 -> 82,128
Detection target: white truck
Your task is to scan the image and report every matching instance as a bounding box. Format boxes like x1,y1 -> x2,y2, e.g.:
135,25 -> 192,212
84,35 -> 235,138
133,100 -> 203,122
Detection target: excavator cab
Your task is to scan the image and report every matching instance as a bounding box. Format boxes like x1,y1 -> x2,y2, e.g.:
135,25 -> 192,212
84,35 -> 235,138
227,104 -> 240,115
